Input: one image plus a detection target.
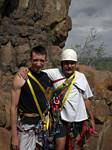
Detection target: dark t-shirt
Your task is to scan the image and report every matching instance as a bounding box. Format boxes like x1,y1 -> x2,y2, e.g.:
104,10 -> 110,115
18,68 -> 52,115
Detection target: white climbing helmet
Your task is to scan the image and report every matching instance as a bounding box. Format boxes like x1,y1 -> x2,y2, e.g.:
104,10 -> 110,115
61,48 -> 77,62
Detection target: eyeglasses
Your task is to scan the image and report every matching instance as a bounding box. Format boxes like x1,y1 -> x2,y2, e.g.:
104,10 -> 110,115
62,61 -> 76,65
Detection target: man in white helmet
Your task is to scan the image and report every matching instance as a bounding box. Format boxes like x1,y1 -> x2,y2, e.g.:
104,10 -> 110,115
18,48 -> 95,150
44,48 -> 95,150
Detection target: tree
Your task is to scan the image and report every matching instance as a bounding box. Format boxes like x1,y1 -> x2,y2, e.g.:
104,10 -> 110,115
75,28 -> 105,66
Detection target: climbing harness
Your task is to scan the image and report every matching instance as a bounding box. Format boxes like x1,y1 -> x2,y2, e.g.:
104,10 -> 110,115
26,71 -> 51,149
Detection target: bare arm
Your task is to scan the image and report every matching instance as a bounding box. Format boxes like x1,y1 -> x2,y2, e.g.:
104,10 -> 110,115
18,67 -> 29,80
85,98 -> 95,130
10,73 -> 25,148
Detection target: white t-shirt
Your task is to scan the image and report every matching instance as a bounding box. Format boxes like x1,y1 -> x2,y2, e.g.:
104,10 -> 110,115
43,68 -> 93,122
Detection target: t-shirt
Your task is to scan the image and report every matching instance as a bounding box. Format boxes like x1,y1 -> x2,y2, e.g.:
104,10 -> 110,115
18,69 -> 51,114
43,68 -> 93,122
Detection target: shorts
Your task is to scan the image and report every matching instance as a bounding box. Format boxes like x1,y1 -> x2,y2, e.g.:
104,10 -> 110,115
54,121 -> 67,138
72,121 -> 83,137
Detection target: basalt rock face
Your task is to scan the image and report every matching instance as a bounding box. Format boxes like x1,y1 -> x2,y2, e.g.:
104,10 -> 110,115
0,0 -> 72,74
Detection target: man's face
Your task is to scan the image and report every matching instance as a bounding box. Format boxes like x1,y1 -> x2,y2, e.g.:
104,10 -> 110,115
31,52 -> 47,73
61,61 -> 76,77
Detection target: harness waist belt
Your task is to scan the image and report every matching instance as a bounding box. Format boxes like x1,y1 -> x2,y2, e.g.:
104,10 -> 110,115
22,113 -> 39,118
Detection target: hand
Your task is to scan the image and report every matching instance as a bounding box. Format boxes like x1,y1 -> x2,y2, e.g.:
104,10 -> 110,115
89,119 -> 98,136
18,67 -> 29,80
11,145 -> 19,150
11,135 -> 19,150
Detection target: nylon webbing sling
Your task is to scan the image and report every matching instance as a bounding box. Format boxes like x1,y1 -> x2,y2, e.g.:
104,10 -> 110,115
51,73 -> 75,110
61,73 -> 75,109
27,71 -> 49,130
28,71 -> 45,94
53,73 -> 75,92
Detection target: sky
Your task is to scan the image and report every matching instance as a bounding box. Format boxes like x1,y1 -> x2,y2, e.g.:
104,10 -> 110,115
65,0 -> 112,56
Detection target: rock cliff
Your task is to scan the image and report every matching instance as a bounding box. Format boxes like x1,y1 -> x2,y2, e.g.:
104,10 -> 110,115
0,0 -> 72,73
